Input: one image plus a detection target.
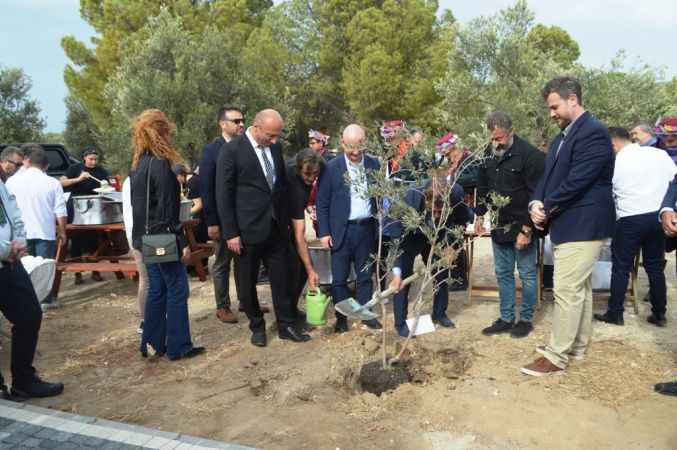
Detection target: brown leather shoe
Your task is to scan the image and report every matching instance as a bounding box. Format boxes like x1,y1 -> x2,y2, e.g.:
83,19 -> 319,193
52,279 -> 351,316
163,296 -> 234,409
216,307 -> 238,323
239,304 -> 271,313
520,357 -> 564,377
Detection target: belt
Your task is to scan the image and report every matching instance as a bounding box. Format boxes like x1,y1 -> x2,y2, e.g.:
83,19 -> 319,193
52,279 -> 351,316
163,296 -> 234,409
347,217 -> 374,226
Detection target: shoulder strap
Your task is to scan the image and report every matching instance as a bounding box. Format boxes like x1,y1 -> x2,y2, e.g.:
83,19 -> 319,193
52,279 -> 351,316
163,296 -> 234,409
145,157 -> 153,234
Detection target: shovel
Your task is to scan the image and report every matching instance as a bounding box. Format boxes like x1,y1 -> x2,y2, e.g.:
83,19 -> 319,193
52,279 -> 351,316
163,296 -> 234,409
335,272 -> 420,320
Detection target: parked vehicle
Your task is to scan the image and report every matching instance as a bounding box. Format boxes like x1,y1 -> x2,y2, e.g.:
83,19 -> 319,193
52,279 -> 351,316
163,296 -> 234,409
0,143 -> 79,178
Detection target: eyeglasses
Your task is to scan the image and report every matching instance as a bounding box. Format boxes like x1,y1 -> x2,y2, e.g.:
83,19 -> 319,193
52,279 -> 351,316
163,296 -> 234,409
7,160 -> 23,167
227,118 -> 245,125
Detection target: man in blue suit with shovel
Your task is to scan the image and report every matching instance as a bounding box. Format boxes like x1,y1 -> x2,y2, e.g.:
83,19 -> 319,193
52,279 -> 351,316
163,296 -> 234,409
316,124 -> 382,333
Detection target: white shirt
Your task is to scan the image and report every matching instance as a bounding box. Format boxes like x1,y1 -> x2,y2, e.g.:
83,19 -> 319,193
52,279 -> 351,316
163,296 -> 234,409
246,128 -> 276,185
6,167 -> 67,240
122,177 -> 133,246
612,143 -> 677,219
344,154 -> 372,220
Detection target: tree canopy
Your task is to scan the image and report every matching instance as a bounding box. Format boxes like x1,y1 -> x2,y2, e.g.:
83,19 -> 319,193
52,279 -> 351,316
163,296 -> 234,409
0,66 -> 45,143
59,0 -> 676,171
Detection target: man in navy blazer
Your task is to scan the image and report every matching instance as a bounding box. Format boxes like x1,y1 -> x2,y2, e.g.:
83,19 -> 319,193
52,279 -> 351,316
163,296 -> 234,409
316,124 -> 382,333
199,106 -> 246,324
521,76 -> 615,377
655,176 -> 677,396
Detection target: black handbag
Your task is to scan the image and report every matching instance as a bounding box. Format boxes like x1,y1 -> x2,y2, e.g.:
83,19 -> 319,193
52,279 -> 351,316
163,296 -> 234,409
141,158 -> 179,264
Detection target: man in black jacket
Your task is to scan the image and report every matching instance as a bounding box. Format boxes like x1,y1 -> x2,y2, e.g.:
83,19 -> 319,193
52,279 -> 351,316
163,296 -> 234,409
216,109 -> 310,347
475,112 -> 545,338
200,106 -> 262,324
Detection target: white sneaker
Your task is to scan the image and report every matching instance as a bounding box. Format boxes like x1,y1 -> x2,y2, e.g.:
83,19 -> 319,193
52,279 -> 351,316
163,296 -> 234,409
40,298 -> 61,311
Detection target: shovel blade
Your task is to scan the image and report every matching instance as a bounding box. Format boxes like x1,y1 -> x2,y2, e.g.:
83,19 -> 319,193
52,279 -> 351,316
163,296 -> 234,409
334,298 -> 379,320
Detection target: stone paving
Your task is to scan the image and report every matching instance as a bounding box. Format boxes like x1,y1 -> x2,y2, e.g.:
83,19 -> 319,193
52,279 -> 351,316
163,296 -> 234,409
0,399 -> 256,450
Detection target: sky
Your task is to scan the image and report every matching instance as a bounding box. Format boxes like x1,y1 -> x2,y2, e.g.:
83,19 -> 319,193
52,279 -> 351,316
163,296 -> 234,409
0,0 -> 675,133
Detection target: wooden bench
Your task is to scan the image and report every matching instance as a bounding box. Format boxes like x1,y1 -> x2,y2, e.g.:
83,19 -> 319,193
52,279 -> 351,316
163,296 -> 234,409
56,262 -> 138,275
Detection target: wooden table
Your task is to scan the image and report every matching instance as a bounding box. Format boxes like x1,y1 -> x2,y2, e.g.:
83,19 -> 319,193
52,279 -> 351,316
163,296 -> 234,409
464,231 -> 544,306
51,220 -> 214,298
464,232 -> 639,313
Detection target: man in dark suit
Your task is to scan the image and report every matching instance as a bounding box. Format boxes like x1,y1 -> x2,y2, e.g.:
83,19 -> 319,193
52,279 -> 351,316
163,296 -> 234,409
521,76 -> 615,377
199,106 -> 256,324
655,177 -> 677,396
216,109 -> 310,347
389,179 -> 471,337
316,124 -> 381,333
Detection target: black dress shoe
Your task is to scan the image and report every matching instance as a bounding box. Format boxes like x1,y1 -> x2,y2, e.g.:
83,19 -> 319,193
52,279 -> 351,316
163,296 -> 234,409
11,377 -> 64,399
647,314 -> 667,327
251,331 -> 267,347
334,318 -> 349,334
396,324 -> 415,339
168,346 -> 205,361
432,315 -> 455,328
482,318 -> 514,336
279,326 -> 311,342
510,320 -> 533,338
362,319 -> 382,330
594,312 -> 624,326
654,381 -> 677,396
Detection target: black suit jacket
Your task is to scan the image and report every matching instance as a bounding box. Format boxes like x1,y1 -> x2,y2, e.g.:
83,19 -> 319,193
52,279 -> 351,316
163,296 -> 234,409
199,135 -> 226,227
215,133 -> 289,245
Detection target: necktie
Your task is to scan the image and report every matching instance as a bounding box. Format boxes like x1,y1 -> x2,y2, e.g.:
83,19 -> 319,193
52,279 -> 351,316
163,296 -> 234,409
260,147 -> 274,189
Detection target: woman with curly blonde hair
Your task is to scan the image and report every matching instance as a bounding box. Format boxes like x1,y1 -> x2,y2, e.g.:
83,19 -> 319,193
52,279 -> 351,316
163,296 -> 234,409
129,109 -> 204,361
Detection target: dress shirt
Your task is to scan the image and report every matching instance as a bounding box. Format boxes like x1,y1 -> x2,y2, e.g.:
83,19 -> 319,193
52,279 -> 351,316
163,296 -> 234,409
122,177 -> 133,246
246,128 -> 276,185
344,154 -> 372,220
6,167 -> 67,240
613,143 -> 677,219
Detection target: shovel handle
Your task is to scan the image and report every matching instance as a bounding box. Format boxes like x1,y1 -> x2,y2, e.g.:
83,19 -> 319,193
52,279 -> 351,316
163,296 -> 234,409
363,272 -> 420,309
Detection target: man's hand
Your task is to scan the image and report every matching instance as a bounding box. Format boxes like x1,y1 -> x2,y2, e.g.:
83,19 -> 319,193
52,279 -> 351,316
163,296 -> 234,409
180,246 -> 192,265
515,230 -> 531,250
661,210 -> 677,237
77,171 -> 91,182
227,236 -> 242,254
11,240 -> 27,257
307,269 -> 320,291
208,225 -> 220,241
474,215 -> 485,235
389,275 -> 402,292
529,201 -> 547,230
58,231 -> 68,247
320,235 -> 332,249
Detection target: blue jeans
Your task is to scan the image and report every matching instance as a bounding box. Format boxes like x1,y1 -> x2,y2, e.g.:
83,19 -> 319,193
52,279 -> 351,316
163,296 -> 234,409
26,239 -> 56,259
141,261 -> 194,359
609,212 -> 666,316
492,239 -> 537,323
330,221 -> 375,318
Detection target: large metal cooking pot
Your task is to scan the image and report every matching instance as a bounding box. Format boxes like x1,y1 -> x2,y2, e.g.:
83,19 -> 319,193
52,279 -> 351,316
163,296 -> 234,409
308,246 -> 356,285
72,195 -> 123,225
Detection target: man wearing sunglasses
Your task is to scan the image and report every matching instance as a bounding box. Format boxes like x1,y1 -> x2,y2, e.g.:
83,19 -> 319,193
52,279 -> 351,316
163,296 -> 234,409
200,106 -> 271,324
0,147 -> 24,182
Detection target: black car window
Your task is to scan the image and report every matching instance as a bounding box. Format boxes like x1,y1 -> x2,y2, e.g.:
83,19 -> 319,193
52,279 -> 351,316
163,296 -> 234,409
46,148 -> 68,170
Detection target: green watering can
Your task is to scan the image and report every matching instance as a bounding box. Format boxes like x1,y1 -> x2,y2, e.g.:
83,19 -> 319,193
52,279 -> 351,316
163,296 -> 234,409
306,288 -> 331,326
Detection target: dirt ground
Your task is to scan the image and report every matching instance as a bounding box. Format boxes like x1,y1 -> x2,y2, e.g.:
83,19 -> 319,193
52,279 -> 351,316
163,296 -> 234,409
4,239 -> 677,450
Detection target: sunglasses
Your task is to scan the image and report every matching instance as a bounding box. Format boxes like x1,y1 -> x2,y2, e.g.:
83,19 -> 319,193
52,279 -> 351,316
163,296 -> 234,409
8,160 -> 23,167
227,118 -> 245,125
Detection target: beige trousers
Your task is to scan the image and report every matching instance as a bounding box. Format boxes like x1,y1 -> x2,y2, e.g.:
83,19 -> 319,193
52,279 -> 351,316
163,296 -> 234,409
541,239 -> 604,368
